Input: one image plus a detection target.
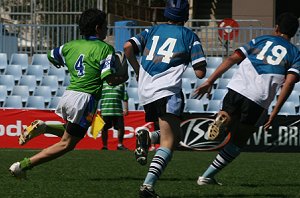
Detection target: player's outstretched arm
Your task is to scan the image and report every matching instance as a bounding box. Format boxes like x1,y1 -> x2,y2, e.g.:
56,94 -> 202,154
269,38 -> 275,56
264,73 -> 299,129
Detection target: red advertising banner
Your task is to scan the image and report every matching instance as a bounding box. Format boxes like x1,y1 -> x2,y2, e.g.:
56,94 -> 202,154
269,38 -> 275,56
1,109 -> 300,152
0,109 -> 149,150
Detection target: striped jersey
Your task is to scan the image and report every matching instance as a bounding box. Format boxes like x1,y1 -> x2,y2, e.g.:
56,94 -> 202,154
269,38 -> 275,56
100,81 -> 128,116
47,37 -> 116,100
129,24 -> 206,105
227,35 -> 300,108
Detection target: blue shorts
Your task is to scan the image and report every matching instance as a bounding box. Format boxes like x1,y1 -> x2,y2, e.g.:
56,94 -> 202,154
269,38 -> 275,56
143,92 -> 184,122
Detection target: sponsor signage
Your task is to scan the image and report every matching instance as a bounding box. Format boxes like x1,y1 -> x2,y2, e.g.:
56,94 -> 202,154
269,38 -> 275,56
0,109 -> 299,152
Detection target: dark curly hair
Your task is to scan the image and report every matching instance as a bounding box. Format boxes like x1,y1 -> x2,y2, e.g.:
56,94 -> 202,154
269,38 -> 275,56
78,8 -> 107,36
276,12 -> 299,38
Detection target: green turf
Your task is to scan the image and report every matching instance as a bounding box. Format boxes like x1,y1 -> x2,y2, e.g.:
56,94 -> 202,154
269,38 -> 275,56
1,149 -> 300,198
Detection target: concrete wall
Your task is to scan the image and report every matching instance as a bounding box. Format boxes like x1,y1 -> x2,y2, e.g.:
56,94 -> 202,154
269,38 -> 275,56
232,0 -> 275,27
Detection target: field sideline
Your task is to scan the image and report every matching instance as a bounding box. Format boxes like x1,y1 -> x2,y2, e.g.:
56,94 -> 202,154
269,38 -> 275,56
1,149 -> 300,198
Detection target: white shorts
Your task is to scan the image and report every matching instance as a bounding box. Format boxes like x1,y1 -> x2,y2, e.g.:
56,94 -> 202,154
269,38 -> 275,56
55,90 -> 98,129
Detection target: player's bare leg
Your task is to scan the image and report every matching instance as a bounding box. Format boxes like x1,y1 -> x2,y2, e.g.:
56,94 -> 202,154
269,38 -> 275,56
19,121 -> 65,145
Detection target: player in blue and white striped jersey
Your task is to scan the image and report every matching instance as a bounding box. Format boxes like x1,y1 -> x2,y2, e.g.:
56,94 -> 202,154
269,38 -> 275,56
194,12 -> 300,185
124,0 -> 207,196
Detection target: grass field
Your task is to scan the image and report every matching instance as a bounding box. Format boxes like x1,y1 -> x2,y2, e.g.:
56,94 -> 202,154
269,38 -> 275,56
1,149 -> 300,198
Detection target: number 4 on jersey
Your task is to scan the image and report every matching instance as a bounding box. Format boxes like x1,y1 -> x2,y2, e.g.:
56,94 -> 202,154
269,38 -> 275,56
75,55 -> 85,77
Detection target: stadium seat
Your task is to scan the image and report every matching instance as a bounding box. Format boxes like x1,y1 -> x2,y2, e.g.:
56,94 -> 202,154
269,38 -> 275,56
184,99 -> 205,113
11,85 -> 30,103
34,86 -> 52,103
0,53 -> 8,74
27,65 -> 44,84
127,97 -> 136,110
206,68 -> 215,78
0,85 -> 7,106
127,77 -> 138,88
285,90 -> 300,107
19,75 -> 37,94
206,99 -> 222,113
48,66 -> 66,85
126,87 -> 139,105
5,64 -> 23,83
194,78 -> 207,88
128,65 -> 135,78
0,75 -> 15,93
9,53 -> 28,74
222,68 -> 237,79
182,67 -> 197,85
216,78 -> 230,89
26,96 -> 45,109
41,75 -> 59,95
293,83 -> 300,92
31,54 -> 51,73
48,96 -> 61,109
206,56 -> 223,68
212,89 -> 228,100
56,86 -> 66,97
182,78 -> 193,98
277,101 -> 297,115
63,74 -> 70,87
4,95 -> 23,108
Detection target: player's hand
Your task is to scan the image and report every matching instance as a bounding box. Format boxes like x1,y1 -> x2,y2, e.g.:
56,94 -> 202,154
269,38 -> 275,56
192,81 -> 213,99
263,111 -> 276,130
123,109 -> 129,116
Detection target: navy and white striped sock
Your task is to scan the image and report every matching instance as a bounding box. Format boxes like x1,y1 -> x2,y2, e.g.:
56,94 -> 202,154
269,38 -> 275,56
202,143 -> 240,178
143,147 -> 172,187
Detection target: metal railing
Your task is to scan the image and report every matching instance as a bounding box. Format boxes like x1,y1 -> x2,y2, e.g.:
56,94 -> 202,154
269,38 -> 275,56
0,23 -> 299,60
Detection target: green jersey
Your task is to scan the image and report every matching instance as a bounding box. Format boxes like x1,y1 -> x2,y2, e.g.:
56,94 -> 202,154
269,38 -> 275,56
48,37 -> 116,100
100,81 -> 128,116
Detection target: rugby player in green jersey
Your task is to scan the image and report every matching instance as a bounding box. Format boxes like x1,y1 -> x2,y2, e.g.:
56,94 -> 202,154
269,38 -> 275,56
9,8 -> 128,179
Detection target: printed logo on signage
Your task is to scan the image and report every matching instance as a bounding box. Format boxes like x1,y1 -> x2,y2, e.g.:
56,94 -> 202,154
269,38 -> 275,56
179,117 -> 231,151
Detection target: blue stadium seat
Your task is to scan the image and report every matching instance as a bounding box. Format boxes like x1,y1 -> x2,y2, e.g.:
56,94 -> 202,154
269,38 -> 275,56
9,53 -> 28,74
63,74 -> 70,87
206,99 -> 222,113
126,87 -> 139,105
41,75 -> 59,95
216,78 -> 230,89
212,89 -> 227,100
184,99 -> 205,113
26,96 -> 45,109
34,86 -> 52,103
285,90 -> 300,107
182,78 -> 193,98
222,68 -> 237,79
4,95 -> 23,108
48,96 -> 61,109
11,85 -> 30,103
48,66 -> 66,85
195,78 -> 207,88
127,77 -> 138,88
0,85 -> 7,106
31,54 -> 51,73
19,75 -> 37,94
0,53 -> 8,74
0,75 -> 15,93
27,65 -> 44,84
182,67 -> 197,85
277,101 -> 297,115
5,64 -> 23,83
56,86 -> 66,97
206,56 -> 223,68
127,97 -> 136,110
